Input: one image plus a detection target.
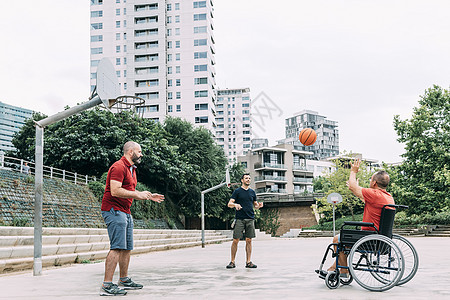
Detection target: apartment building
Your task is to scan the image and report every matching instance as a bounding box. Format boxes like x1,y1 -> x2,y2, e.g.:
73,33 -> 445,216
215,88 -> 251,162
283,110 -> 339,160
90,0 -> 217,128
0,102 -> 33,154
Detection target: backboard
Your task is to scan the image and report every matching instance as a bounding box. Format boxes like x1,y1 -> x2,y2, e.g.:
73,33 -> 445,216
95,58 -> 120,110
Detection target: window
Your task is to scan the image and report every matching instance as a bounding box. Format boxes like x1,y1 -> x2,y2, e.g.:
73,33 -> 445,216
135,41 -> 158,49
194,77 -> 208,85
175,15 -> 180,23
175,28 -> 180,35
194,51 -> 207,59
175,53 -> 180,61
91,0 -> 103,5
167,66 -> 172,74
176,105 -> 181,112
195,90 -> 208,98
242,110 -> 250,114
135,54 -> 158,62
136,92 -> 159,100
194,64 -> 207,72
167,16 -> 172,23
116,33 -> 121,40
116,45 -> 120,53
176,66 -> 180,73
91,47 -> 103,54
175,3 -> 180,10
124,33 -> 127,40
124,57 -> 127,64
168,105 -> 173,113
91,11 -> 103,17
90,72 -> 96,79
194,39 -> 207,46
176,79 -> 181,86
116,8 -> 120,16
243,96 -> 250,100
175,41 -> 180,48
168,79 -> 172,87
167,29 -> 172,36
194,13 -> 207,21
116,0 -> 120,3
135,16 -> 158,24
242,103 -> 250,107
243,124 -> 250,128
167,41 -> 172,49
123,8 -> 126,15
167,3 -> 171,11
243,144 -> 250,149
91,60 -> 99,67
124,45 -> 127,52
116,21 -> 120,28
91,35 -> 103,42
116,58 -> 121,65
167,54 -> 172,61
135,67 -> 158,75
194,26 -> 207,34
91,23 -> 103,30
148,105 -> 159,112
176,92 -> 181,99
243,131 -> 250,134
135,80 -> 159,87
243,137 -> 251,141
168,92 -> 173,100
116,70 -> 120,77
194,1 -> 207,8
195,116 -> 208,123
195,103 -> 208,110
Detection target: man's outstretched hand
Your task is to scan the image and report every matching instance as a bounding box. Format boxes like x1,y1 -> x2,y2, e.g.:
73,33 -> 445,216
351,159 -> 361,173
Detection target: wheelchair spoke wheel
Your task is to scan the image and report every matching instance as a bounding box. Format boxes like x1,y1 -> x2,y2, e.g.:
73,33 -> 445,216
348,234 -> 404,292
392,234 -> 419,285
325,271 -> 340,289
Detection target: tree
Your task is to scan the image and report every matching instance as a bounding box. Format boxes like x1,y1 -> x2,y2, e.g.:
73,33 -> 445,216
393,85 -> 450,215
315,155 -> 373,222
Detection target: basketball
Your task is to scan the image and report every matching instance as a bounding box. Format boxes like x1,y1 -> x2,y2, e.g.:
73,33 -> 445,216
299,128 -> 317,146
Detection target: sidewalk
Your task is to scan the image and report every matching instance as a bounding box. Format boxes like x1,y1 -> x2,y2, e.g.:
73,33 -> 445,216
1,237 -> 449,299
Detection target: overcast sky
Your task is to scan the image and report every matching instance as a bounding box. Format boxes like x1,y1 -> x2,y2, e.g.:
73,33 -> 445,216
1,0 -> 449,163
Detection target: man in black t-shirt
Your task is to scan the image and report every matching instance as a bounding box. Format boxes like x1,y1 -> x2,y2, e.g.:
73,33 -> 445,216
226,173 -> 263,269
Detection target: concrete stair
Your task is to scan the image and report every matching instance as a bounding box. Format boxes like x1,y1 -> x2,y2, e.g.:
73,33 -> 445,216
426,225 -> 450,237
392,227 -> 424,236
0,226 -> 231,273
216,229 -> 273,240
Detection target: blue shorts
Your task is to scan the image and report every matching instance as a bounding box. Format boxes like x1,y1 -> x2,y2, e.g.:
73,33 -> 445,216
101,208 -> 134,250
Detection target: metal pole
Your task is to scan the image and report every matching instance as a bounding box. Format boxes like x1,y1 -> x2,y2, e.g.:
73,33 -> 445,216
201,193 -> 205,248
33,125 -> 44,276
332,203 -> 336,237
36,96 -> 101,127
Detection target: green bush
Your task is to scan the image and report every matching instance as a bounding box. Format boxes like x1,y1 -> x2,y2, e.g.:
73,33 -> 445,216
305,214 -> 363,231
395,210 -> 450,226
88,181 -> 105,202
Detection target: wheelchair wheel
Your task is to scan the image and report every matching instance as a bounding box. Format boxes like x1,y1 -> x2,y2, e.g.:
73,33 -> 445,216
325,271 -> 340,289
340,273 -> 353,285
392,234 -> 419,285
348,234 -> 404,292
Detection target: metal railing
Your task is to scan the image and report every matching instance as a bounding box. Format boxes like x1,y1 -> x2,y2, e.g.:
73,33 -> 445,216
254,162 -> 286,169
259,192 -> 324,203
255,188 -> 287,194
0,154 -> 97,185
293,177 -> 313,184
254,175 -> 287,182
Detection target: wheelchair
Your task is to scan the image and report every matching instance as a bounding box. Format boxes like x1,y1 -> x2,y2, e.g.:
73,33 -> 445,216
315,204 -> 419,292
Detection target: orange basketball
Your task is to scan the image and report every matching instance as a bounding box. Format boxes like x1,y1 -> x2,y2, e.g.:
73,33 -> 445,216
299,128 -> 317,146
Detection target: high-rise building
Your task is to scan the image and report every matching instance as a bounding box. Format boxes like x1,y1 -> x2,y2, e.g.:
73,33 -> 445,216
0,102 -> 33,154
90,0 -> 216,128
215,88 -> 252,163
283,110 -> 339,160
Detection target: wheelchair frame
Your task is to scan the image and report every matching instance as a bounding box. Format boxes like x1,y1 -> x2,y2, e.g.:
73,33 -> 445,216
315,204 -> 419,292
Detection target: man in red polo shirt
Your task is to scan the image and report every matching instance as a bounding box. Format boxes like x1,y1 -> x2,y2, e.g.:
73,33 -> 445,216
100,141 -> 164,296
326,159 -> 394,276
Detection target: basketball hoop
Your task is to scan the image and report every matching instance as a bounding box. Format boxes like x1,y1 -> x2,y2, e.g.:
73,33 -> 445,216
109,95 -> 146,118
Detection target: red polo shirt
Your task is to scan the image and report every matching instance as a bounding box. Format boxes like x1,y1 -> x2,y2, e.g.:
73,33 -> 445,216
101,156 -> 137,214
361,188 -> 395,231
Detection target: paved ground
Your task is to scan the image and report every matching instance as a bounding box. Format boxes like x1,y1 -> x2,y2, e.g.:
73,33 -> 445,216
1,237 -> 449,299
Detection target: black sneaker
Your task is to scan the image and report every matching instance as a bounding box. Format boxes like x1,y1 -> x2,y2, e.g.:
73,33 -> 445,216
245,262 -> 257,268
226,262 -> 236,269
100,283 -> 127,296
118,277 -> 144,290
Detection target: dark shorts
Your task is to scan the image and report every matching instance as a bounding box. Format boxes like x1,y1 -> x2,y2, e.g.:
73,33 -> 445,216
233,219 -> 256,240
101,208 -> 134,250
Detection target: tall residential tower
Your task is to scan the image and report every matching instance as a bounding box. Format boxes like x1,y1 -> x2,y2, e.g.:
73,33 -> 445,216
90,0 -> 217,129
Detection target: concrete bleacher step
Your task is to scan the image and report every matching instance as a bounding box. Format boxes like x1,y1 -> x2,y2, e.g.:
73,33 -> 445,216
0,226 -> 231,273
427,225 -> 450,237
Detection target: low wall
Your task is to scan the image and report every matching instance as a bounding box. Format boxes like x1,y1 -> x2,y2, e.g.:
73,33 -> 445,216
276,206 -> 317,236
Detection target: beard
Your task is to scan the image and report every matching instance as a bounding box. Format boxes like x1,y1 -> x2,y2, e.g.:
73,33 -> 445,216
131,152 -> 142,165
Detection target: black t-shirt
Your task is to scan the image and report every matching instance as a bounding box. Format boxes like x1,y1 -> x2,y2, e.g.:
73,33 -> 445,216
231,187 -> 257,219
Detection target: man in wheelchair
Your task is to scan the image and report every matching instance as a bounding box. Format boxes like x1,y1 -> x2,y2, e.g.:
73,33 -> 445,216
323,159 -> 394,277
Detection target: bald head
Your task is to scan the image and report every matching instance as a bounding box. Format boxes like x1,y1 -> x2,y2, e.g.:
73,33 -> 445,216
123,141 -> 139,155
372,170 -> 390,189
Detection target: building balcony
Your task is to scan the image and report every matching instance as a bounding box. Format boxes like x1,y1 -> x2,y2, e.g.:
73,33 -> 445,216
292,164 -> 314,174
254,162 -> 287,171
293,177 -> 313,184
254,175 -> 287,183
255,188 -> 287,195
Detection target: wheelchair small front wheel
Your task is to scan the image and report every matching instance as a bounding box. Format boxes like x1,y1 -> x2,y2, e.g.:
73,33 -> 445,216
325,271 -> 340,289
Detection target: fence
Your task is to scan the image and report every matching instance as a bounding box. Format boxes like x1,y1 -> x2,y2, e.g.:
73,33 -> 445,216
0,153 -> 96,185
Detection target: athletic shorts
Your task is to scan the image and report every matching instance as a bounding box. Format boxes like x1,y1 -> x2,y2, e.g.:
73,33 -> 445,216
101,207 -> 134,250
233,219 -> 256,240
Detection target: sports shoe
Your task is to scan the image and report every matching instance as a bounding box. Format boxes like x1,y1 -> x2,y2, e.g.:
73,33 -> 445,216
245,262 -> 257,268
100,283 -> 127,296
118,277 -> 144,290
226,261 -> 236,269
